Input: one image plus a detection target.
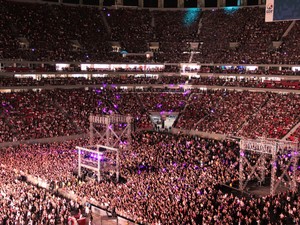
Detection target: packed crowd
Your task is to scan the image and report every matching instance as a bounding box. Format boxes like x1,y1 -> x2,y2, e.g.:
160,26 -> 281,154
1,1 -> 300,224
0,90 -> 79,142
0,169 -> 80,224
193,7 -> 292,64
193,91 -> 268,135
0,140 -> 87,225
237,93 -> 300,139
177,90 -> 300,139
138,92 -> 190,112
0,88 -> 155,142
196,67 -> 300,76
1,75 -> 299,90
190,76 -> 300,90
0,87 -> 299,142
0,132 -> 299,224
105,8 -> 152,54
0,75 -> 187,87
1,1 -> 300,64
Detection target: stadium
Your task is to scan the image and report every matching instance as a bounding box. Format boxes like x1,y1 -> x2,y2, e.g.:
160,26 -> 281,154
0,0 -> 300,224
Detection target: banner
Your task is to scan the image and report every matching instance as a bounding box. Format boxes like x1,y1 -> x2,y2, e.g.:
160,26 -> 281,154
265,0 -> 274,22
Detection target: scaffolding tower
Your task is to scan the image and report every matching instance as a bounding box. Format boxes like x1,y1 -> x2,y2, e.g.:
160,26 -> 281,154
239,138 -> 299,195
76,114 -> 133,183
89,114 -> 133,148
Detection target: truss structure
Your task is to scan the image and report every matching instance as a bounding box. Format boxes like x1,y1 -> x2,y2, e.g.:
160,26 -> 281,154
239,138 -> 299,195
75,114 -> 133,183
89,114 -> 133,149
76,145 -> 119,182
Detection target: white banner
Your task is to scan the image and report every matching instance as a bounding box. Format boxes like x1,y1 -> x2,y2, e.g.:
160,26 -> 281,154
265,0 -> 275,22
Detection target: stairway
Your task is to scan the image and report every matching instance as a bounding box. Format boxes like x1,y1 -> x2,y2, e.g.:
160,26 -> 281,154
173,95 -> 192,128
189,51 -> 194,63
236,94 -> 271,135
282,120 -> 300,140
187,15 -> 203,63
281,20 -> 296,39
197,18 -> 203,35
100,10 -> 112,36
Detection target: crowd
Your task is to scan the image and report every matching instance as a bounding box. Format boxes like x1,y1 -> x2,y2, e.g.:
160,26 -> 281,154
1,75 -> 299,91
0,75 -> 187,87
0,90 -> 78,142
4,64 -> 300,76
177,90 -> 300,139
0,132 -> 299,224
0,169 -> 79,224
193,91 -> 268,135
138,92 -> 190,112
279,21 -> 300,65
237,93 -> 300,139
196,67 -> 300,76
0,140 -> 87,224
105,8 -> 152,54
0,87 -> 299,142
193,7 -> 292,64
1,2 -> 300,224
1,1 -> 300,64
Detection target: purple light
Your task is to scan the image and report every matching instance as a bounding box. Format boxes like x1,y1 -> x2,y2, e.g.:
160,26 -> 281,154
107,13 -> 110,16
183,90 -> 190,96
240,152 -> 244,157
97,101 -> 102,106
113,104 -> 118,109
